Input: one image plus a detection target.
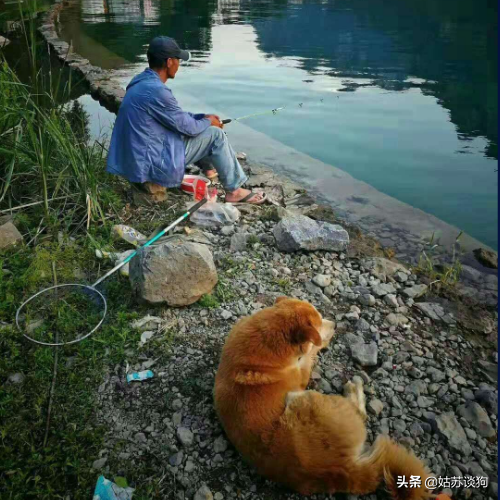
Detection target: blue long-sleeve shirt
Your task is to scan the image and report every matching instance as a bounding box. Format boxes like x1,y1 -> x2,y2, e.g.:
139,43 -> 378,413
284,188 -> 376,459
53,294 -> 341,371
106,68 -> 211,187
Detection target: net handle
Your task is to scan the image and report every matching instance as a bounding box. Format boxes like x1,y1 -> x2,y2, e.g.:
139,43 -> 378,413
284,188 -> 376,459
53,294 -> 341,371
16,284 -> 108,347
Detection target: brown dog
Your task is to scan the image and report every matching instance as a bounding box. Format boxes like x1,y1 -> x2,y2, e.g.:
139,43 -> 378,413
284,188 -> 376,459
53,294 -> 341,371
214,297 -> 431,499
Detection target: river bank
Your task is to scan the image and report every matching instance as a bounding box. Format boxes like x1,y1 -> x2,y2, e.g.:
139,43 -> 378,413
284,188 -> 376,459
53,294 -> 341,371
0,4 -> 498,499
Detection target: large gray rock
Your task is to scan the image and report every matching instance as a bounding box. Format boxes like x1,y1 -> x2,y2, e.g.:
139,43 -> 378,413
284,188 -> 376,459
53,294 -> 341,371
273,214 -> 349,252
435,412 -> 472,456
457,401 -> 496,439
0,222 -> 23,250
129,239 -> 217,306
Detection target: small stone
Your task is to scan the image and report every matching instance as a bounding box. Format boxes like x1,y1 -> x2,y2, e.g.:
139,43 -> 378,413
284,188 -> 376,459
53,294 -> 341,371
185,460 -> 196,473
194,485 -> 213,500
394,271 -> 408,283
414,302 -> 445,322
92,457 -> 107,469
173,412 -> 183,426
371,283 -> 396,297
230,233 -> 250,252
351,342 -> 378,367
393,419 -> 407,433
317,378 -> 333,394
435,413 -> 472,456
359,294 -> 376,306
169,451 -> 184,466
409,422 -> 424,436
402,284 -> 428,298
384,294 -> 399,308
457,401 -> 495,438
8,373 -> 25,385
177,427 -> 194,447
473,248 -> 498,269
312,274 -> 332,288
417,396 -> 434,408
0,36 -> 12,48
0,222 -> 23,250
368,399 -> 384,416
221,226 -> 234,236
213,435 -> 228,453
385,313 -> 409,326
220,310 -> 232,320
134,432 -> 147,443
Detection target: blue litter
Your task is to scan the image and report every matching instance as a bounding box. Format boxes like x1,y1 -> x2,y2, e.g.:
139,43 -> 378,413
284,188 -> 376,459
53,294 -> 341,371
126,370 -> 154,383
93,476 -> 134,500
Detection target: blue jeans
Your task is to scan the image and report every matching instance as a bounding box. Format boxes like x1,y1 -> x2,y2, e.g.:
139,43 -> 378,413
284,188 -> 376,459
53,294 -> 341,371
183,127 -> 247,192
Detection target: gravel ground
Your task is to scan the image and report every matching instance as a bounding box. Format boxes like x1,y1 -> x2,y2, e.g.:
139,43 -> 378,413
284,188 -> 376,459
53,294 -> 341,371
93,207 -> 498,500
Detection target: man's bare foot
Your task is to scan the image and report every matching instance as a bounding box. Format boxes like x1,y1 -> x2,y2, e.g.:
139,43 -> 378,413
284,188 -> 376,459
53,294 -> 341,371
225,188 -> 267,205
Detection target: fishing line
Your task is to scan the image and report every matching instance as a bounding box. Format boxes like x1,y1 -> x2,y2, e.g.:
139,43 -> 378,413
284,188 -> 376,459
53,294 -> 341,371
221,96 -> 331,124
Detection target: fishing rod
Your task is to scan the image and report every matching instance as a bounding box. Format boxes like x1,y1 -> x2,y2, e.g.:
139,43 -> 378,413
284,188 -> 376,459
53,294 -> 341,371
221,98 -> 325,125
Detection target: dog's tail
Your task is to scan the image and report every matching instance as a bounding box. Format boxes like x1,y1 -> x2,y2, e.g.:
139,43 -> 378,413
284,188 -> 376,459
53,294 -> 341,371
347,435 -> 431,500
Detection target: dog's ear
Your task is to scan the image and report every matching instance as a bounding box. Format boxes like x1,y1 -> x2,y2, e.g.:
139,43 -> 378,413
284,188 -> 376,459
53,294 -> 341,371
235,370 -> 277,385
291,322 -> 322,347
275,296 -> 288,304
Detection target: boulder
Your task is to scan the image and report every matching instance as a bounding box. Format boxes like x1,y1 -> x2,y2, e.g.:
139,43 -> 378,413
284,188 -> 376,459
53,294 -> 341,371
129,239 -> 217,306
0,222 -> 23,250
273,214 -> 349,252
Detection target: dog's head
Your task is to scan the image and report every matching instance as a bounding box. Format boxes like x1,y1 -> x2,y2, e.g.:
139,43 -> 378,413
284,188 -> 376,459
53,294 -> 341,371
226,297 -> 335,385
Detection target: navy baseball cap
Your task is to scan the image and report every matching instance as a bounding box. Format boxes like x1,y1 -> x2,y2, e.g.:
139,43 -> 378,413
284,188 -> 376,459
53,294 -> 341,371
147,36 -> 190,62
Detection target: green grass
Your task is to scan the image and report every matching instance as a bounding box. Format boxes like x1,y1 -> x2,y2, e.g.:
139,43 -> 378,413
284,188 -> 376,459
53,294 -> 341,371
0,241 -> 142,499
414,231 -> 464,289
198,293 -> 221,309
275,277 -> 292,293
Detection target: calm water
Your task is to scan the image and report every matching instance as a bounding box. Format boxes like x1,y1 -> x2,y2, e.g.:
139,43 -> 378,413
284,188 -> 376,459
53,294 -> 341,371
58,0 -> 498,249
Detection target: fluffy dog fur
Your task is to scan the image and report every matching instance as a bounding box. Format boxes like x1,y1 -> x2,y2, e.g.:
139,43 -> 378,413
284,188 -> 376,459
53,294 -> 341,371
214,297 -> 431,499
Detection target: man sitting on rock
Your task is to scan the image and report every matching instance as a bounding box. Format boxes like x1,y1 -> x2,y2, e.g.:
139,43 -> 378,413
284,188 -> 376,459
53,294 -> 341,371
107,36 -> 266,205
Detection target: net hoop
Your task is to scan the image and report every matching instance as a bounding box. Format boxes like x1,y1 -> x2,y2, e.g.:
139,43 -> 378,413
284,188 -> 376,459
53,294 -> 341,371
16,284 -> 108,347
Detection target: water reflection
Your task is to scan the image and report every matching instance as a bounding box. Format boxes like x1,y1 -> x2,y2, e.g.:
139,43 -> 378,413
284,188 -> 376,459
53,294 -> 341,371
62,0 -> 497,159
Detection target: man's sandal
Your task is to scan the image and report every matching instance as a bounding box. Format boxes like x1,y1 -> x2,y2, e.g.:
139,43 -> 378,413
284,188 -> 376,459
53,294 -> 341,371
225,191 -> 267,205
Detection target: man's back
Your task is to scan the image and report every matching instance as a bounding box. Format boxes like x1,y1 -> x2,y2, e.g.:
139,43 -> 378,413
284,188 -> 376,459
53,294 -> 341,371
106,68 -> 210,187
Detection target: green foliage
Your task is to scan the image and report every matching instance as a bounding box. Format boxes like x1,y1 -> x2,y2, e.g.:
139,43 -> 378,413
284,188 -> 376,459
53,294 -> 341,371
198,293 -> 220,308
414,231 -> 464,288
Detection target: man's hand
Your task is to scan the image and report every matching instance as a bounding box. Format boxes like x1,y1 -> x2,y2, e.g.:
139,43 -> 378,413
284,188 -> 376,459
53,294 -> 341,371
205,114 -> 223,129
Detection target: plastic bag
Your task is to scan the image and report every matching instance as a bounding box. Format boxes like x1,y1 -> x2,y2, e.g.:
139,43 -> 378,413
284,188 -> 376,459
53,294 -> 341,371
188,188 -> 240,227
93,476 -> 134,500
189,199 -> 240,227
